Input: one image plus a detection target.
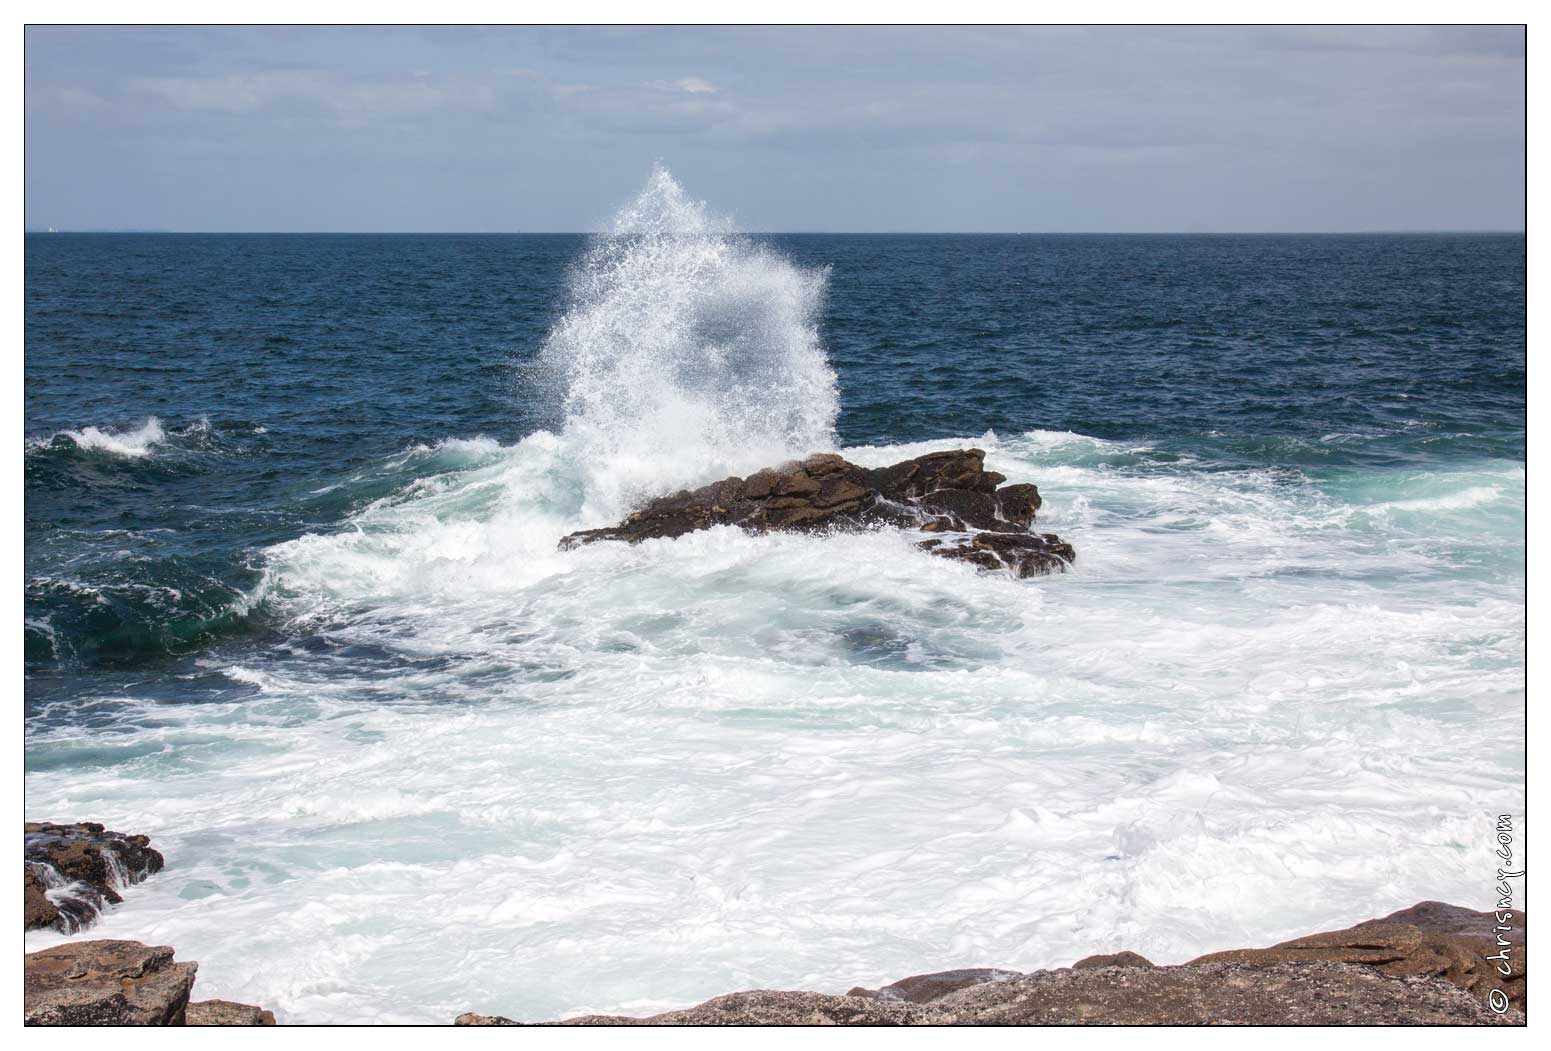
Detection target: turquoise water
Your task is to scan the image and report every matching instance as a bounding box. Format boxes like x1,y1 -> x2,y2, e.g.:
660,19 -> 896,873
25,171 -> 1524,1022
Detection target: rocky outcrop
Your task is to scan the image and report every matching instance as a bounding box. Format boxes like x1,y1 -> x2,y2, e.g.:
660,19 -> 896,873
186,999 -> 277,1025
1189,900 -> 1526,1014
560,449 -> 1075,578
24,940 -> 197,1025
24,821 -> 165,932
1072,951 -> 1155,970
456,901 -> 1524,1026
846,968 -> 1020,1003
456,963 -> 1517,1026
24,941 -> 276,1026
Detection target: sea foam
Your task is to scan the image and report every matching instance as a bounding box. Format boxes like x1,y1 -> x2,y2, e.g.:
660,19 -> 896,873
48,417 -> 167,457
537,164 -> 837,523
22,171 -> 1526,1024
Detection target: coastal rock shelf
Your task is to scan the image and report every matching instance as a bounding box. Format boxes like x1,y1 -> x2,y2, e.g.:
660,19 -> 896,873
23,941 -> 274,1026
456,901 -> 1525,1026
560,448 -> 1076,578
24,821 -> 164,933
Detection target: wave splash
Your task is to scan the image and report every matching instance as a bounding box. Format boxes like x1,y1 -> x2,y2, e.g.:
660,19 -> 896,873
538,165 -> 838,521
44,417 -> 168,458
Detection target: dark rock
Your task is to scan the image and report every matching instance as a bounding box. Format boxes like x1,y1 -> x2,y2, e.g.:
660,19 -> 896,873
994,483 -> 1042,528
1072,951 -> 1154,970
918,488 -> 1001,530
24,940 -> 197,1025
186,999 -> 277,1025
489,963 -> 1516,1025
846,967 -> 1020,1003
24,821 -> 165,932
560,448 -> 1074,578
919,531 -> 1077,579
24,867 -> 59,930
1188,901 -> 1526,1014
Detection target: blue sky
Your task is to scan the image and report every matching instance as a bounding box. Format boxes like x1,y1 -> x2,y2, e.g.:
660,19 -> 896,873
24,25 -> 1525,232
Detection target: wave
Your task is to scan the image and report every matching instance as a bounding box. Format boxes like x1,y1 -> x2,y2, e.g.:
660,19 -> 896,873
25,563 -> 260,666
535,165 -> 837,523
40,417 -> 168,458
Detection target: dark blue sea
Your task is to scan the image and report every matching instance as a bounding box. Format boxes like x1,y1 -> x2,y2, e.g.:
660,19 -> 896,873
24,184 -> 1526,1022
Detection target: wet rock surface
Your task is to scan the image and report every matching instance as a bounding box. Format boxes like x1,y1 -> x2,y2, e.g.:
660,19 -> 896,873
24,821 -> 165,932
24,940 -> 197,1026
560,448 -> 1075,578
1189,900 -> 1526,1014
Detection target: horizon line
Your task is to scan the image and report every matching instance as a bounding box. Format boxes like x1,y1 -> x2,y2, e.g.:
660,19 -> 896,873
23,228 -> 1528,237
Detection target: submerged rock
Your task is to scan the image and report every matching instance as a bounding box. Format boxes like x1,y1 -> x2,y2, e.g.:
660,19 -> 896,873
560,448 -> 1075,578
24,821 -> 165,932
24,940 -> 197,1025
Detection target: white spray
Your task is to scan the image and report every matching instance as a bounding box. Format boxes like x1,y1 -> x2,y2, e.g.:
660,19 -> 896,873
539,165 -> 839,520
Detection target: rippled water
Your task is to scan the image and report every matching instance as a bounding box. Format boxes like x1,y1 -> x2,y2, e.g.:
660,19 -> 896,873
24,172 -> 1524,1022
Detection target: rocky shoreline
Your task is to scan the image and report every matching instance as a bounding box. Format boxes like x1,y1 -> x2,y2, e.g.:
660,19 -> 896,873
452,901 -> 1525,1026
20,813 -> 1528,1025
25,821 -> 165,933
560,448 -> 1076,578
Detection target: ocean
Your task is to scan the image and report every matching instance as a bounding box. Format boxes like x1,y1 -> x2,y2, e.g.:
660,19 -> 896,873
23,172 -> 1525,1023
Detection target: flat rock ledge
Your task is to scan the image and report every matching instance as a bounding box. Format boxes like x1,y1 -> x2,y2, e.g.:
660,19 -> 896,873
560,448 -> 1075,578
456,901 -> 1524,1026
24,941 -> 273,1026
24,941 -> 197,1026
25,821 -> 165,932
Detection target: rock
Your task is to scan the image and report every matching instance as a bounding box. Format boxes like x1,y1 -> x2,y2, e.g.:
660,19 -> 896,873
186,999 -> 277,1025
1188,900 -> 1526,1013
552,991 -> 929,1026
1072,951 -> 1154,970
457,901 -> 1524,1026
918,531 -> 1076,579
24,821 -> 165,931
24,940 -> 197,1025
455,1012 -> 520,1025
994,483 -> 1041,528
925,961 -> 1518,1025
560,448 -> 1075,578
846,967 -> 1020,1003
484,963 -> 1516,1025
24,867 -> 59,930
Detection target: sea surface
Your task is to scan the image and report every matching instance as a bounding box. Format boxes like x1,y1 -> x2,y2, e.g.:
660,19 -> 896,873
24,172 -> 1525,1023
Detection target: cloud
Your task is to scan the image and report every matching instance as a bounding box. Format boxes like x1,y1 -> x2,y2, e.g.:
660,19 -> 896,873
645,76 -> 718,95
129,70 -> 506,117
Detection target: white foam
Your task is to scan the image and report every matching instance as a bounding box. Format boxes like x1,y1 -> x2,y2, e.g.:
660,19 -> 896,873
24,426 -> 1524,1023
537,165 -> 837,523
50,417 -> 167,457
20,171 -> 1526,1023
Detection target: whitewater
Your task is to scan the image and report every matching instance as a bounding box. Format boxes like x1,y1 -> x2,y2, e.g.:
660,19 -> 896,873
24,171 -> 1525,1023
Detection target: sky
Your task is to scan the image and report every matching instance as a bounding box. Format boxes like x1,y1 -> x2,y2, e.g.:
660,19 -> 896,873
24,25 -> 1526,233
